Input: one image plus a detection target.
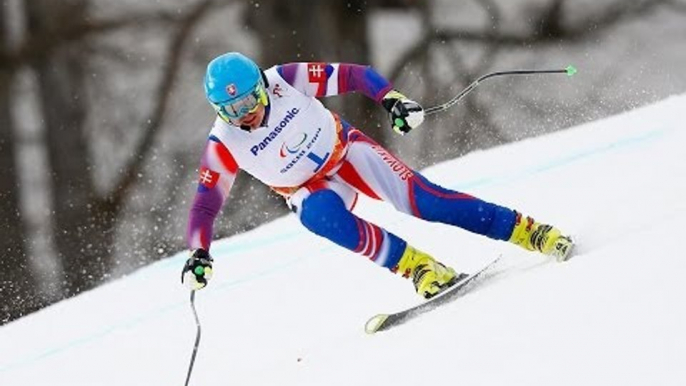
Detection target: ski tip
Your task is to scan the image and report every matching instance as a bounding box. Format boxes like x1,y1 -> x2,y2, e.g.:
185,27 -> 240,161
565,65 -> 578,77
364,314 -> 389,335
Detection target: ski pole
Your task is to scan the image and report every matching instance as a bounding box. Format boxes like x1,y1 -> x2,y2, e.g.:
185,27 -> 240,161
184,291 -> 202,386
425,65 -> 577,116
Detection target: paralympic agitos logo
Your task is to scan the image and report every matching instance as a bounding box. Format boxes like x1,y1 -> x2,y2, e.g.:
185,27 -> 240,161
279,133 -> 308,157
250,108 -> 299,156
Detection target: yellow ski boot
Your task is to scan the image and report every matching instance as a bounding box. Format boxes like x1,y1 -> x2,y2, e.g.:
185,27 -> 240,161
509,212 -> 574,261
395,245 -> 467,299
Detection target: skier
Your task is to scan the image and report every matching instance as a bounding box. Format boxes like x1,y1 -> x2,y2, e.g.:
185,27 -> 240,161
181,52 -> 574,299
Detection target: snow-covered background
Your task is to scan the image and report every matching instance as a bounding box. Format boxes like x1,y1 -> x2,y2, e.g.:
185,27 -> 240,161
1,93 -> 685,386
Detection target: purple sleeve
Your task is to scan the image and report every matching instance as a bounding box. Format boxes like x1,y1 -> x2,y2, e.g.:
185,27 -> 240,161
276,63 -> 393,102
278,63 -> 299,85
187,188 -> 224,251
186,137 -> 238,251
337,63 -> 393,102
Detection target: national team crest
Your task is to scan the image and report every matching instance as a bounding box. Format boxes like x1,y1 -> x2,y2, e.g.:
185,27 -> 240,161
226,84 -> 237,96
198,167 -> 220,189
307,63 -> 327,83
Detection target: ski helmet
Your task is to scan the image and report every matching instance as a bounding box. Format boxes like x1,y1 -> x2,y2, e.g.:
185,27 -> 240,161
204,52 -> 268,124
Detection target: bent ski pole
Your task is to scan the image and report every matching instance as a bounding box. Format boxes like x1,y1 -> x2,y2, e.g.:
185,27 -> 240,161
425,65 -> 577,116
184,291 -> 202,386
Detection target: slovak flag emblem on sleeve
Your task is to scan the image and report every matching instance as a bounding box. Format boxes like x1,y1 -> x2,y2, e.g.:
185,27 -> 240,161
307,63 -> 327,83
198,167 -> 219,189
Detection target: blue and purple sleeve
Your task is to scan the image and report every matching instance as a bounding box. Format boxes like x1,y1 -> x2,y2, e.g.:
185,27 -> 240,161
186,136 -> 239,251
276,62 -> 393,103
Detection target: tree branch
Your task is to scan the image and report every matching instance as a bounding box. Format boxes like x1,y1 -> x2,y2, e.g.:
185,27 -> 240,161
388,0 -> 676,84
566,0 -> 672,37
104,0 -> 226,209
0,1 -> 231,70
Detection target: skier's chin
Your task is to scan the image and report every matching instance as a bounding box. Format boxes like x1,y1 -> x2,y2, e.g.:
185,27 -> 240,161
240,112 -> 262,131
244,121 -> 260,131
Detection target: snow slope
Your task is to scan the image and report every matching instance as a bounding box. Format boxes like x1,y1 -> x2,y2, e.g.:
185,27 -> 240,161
2,95 -> 686,386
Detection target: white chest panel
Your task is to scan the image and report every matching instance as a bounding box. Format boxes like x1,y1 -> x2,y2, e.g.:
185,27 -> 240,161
209,69 -> 338,188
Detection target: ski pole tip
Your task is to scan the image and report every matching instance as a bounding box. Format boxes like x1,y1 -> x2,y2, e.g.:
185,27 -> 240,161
565,65 -> 578,77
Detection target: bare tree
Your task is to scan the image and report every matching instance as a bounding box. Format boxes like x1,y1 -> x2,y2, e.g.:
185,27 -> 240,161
386,0 -> 684,165
0,1 -> 43,323
25,0 -> 96,296
0,0 -> 222,323
27,0 -> 218,295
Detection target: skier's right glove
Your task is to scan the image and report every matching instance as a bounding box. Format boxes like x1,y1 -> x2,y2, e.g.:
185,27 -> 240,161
182,248 -> 214,290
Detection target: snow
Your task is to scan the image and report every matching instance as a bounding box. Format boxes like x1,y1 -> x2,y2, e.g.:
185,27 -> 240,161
2,94 -> 686,386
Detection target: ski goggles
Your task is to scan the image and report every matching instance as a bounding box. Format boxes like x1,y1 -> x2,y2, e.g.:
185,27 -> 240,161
211,83 -> 268,125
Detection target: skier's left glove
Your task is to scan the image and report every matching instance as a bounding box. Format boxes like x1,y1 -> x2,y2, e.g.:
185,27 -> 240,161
182,248 -> 214,290
381,90 -> 425,135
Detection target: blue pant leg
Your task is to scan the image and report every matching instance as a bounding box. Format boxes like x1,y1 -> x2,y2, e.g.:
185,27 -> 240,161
299,189 -> 407,270
410,173 -> 516,241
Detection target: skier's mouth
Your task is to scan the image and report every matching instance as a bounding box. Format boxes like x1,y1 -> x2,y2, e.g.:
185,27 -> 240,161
242,114 -> 259,129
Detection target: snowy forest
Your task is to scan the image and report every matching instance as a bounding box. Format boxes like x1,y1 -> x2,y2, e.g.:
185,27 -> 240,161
1,0 -> 685,324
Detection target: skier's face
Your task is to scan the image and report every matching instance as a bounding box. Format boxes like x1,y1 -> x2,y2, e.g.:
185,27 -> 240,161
237,103 -> 266,131
211,80 -> 268,129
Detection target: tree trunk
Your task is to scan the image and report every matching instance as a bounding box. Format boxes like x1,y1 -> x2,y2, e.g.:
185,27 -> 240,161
25,0 -> 116,296
246,0 -> 385,143
0,3 -> 39,324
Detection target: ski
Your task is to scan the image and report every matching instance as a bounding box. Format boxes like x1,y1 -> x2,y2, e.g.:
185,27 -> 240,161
364,257 -> 501,334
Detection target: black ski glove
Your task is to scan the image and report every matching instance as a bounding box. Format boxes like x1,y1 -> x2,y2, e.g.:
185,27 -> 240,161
381,90 -> 425,135
182,248 -> 214,290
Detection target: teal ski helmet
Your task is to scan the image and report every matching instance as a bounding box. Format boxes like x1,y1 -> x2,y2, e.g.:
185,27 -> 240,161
204,52 -> 268,124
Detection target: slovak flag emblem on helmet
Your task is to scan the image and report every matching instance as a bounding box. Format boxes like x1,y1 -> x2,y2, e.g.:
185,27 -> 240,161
227,84 -> 237,96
